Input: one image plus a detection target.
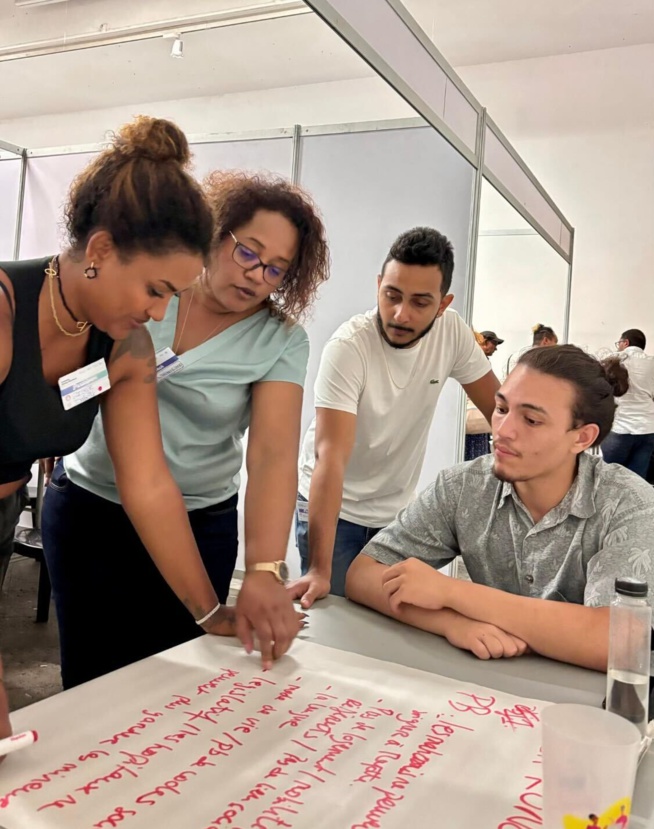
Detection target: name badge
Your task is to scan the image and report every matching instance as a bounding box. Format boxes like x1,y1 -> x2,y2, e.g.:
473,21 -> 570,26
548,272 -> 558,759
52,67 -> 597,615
296,499 -> 309,523
58,358 -> 111,411
155,347 -> 184,383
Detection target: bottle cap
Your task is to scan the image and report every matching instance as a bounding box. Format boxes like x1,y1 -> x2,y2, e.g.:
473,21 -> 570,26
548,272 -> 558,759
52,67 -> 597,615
615,577 -> 648,598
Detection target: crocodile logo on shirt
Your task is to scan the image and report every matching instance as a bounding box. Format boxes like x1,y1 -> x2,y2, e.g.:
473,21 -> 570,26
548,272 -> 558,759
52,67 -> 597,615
429,379 -> 439,384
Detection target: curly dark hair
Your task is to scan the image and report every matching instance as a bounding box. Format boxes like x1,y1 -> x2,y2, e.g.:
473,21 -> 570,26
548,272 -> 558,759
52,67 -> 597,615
381,226 -> 455,294
65,116 -> 212,259
203,170 -> 330,322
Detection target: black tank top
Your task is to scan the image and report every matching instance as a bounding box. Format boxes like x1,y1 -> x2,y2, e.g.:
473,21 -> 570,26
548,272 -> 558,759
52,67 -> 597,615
0,257 -> 114,484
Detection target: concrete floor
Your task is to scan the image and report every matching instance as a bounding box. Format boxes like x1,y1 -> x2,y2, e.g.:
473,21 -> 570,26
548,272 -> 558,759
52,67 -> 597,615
0,552 -> 245,714
0,553 -> 62,711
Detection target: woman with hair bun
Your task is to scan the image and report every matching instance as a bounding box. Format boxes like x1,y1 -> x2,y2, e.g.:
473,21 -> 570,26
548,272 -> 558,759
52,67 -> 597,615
503,322 -> 558,379
42,169 -> 330,687
0,117 -> 294,698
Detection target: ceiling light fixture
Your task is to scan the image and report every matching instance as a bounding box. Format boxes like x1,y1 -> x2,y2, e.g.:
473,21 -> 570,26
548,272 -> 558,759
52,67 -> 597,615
14,0 -> 68,6
171,35 -> 183,59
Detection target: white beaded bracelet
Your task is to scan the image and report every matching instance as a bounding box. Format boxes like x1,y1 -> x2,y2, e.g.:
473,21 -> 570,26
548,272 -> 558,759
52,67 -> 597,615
195,602 -> 222,626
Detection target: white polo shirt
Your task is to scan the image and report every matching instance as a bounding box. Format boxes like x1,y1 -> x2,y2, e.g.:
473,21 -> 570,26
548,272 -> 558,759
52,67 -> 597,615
298,308 -> 491,526
612,347 -> 654,435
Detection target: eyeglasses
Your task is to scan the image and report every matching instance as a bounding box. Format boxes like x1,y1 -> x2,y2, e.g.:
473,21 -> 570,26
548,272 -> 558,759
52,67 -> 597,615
615,339 -> 626,350
229,232 -> 289,287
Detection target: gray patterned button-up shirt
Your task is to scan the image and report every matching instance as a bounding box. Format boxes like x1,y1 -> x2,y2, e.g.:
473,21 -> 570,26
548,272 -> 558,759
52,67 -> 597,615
363,453 -> 654,607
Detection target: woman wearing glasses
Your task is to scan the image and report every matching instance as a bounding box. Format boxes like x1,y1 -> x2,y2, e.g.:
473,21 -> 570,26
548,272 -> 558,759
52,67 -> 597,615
42,170 -> 330,687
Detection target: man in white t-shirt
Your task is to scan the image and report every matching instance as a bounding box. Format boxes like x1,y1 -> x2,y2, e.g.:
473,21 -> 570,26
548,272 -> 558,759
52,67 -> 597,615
602,328 -> 654,478
288,227 -> 499,607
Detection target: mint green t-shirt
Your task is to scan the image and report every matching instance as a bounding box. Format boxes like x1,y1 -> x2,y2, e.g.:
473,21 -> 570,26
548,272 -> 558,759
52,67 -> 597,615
65,297 -> 309,510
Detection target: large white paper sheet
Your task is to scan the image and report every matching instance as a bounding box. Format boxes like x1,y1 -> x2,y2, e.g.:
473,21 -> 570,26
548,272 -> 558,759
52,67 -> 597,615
0,638 -> 547,828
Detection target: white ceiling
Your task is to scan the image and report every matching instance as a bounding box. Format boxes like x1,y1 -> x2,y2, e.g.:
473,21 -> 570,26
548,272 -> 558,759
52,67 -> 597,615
0,0 -> 653,121
0,14 -> 373,120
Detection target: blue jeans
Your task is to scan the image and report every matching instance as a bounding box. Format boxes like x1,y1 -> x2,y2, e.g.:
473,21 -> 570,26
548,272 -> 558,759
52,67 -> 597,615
601,432 -> 654,479
295,494 -> 381,597
42,461 -> 238,689
465,433 -> 491,461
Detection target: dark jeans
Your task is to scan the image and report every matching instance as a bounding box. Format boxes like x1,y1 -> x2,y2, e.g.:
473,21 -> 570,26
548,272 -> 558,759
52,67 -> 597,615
41,461 -> 238,689
295,493 -> 381,597
464,433 -> 491,461
0,487 -> 28,593
601,432 -> 654,479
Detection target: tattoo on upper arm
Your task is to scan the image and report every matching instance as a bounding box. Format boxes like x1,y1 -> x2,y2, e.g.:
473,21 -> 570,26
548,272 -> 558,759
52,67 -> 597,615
110,327 -> 156,384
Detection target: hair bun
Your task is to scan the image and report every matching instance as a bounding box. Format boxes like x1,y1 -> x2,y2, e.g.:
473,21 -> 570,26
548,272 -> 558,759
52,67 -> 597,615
112,116 -> 191,165
532,323 -> 543,333
601,356 -> 630,398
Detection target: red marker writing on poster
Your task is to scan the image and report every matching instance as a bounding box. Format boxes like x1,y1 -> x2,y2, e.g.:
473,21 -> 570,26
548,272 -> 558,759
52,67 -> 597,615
0,730 -> 38,756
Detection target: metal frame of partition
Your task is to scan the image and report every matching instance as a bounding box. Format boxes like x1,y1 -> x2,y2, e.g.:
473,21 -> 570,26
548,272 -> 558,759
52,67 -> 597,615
301,3 -> 574,257
0,138 -> 26,259
483,115 -> 571,263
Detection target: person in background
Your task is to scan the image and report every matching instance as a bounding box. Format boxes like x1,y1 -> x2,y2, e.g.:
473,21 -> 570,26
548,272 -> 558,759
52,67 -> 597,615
465,329 -> 504,461
346,345 -> 650,673
288,227 -> 499,608
0,655 -> 10,757
42,171 -> 329,688
0,117 -> 268,669
601,328 -> 654,479
504,323 -> 558,379
478,330 -> 504,358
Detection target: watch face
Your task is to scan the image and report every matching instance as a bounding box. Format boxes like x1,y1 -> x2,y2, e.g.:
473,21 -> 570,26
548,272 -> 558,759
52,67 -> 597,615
279,561 -> 289,582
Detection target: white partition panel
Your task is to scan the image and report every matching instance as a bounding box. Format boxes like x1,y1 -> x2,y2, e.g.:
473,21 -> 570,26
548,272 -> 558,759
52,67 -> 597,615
0,157 -> 21,260
18,140 -> 293,260
191,137 -> 293,180
19,152 -> 97,259
473,181 -> 569,380
298,124 -> 475,489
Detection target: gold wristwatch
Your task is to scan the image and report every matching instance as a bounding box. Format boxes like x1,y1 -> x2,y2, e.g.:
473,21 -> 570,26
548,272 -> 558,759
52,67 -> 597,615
247,561 -> 289,585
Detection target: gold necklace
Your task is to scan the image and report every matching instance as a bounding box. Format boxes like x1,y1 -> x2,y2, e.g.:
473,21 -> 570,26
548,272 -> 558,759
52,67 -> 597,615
45,257 -> 91,337
173,284 -> 232,354
173,285 -> 196,353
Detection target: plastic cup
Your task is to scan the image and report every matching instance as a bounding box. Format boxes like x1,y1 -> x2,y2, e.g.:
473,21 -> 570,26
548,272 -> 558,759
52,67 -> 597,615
542,704 -> 641,828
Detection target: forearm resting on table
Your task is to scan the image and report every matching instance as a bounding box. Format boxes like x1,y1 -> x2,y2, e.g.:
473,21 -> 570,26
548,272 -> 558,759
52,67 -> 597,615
118,477 -> 218,620
346,554 -> 465,637
444,578 -> 610,671
306,456 -> 346,575
244,450 -> 296,566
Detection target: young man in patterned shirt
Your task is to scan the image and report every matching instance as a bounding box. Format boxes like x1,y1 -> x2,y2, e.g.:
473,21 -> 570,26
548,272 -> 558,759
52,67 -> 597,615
347,345 -> 654,671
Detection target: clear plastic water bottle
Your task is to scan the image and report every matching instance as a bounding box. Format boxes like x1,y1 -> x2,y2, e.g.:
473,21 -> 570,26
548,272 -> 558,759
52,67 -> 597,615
606,577 -> 651,736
